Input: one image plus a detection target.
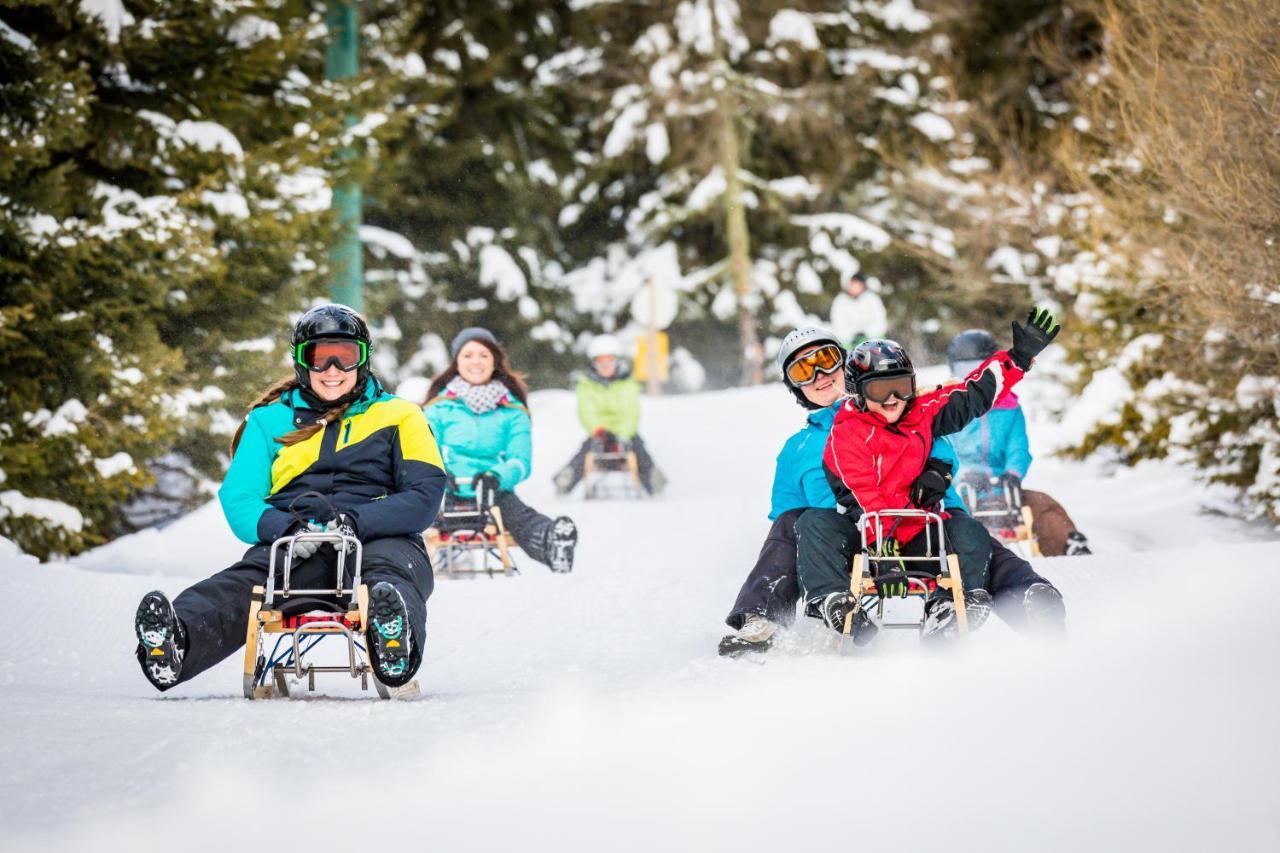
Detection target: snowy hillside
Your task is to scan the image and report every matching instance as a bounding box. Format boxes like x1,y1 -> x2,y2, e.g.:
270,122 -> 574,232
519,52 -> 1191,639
2,380 -> 1278,852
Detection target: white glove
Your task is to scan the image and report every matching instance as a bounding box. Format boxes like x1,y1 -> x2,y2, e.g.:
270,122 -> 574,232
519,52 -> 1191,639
290,521 -> 325,560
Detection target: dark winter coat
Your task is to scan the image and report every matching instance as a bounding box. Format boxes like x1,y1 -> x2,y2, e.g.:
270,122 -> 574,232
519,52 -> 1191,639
822,352 -> 1025,545
218,377 -> 447,544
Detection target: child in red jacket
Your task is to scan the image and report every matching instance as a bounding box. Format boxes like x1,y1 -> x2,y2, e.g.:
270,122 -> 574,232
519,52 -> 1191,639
796,308 -> 1061,640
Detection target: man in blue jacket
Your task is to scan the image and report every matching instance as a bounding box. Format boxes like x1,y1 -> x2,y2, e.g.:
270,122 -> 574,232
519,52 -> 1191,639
719,328 -> 1065,656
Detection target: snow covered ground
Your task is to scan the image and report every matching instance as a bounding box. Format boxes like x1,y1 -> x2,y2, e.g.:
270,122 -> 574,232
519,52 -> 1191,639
3,378 -> 1279,852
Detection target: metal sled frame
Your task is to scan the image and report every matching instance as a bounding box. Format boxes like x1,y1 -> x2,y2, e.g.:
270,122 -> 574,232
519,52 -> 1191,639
241,531 -> 418,700
958,479 -> 1042,558
841,509 -> 968,647
425,478 -> 518,578
582,444 -> 644,500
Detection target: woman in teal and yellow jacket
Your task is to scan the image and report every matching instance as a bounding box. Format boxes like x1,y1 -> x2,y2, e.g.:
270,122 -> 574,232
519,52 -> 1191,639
131,305 -> 446,693
424,327 -> 578,572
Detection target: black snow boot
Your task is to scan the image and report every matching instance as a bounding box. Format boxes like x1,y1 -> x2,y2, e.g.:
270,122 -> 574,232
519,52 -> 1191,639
817,592 -> 878,645
921,588 -> 993,642
718,614 -> 777,657
367,582 -> 413,684
1064,531 -> 1092,556
1024,582 -> 1067,635
135,591 -> 186,691
547,516 -> 578,573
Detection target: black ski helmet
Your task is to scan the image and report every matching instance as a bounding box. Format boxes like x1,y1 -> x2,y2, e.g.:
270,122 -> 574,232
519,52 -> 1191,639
776,326 -> 846,410
291,303 -> 373,391
845,339 -> 914,409
946,329 -> 997,375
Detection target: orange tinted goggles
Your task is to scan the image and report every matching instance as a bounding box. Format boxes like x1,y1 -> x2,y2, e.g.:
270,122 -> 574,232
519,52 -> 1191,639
862,374 -> 916,403
785,344 -> 844,385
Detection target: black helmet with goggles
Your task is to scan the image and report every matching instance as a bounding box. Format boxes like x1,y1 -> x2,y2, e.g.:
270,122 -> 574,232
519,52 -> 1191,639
845,339 -> 916,411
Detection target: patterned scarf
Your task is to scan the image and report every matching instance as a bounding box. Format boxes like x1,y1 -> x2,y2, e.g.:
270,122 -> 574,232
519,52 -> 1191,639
446,375 -> 511,415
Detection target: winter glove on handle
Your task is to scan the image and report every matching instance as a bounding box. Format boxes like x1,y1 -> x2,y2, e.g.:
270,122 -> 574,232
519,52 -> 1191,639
910,457 -> 954,509
998,471 -> 1023,504
474,472 -> 501,509
324,512 -> 359,554
289,521 -> 326,561
1009,307 -> 1061,370
873,538 -> 910,599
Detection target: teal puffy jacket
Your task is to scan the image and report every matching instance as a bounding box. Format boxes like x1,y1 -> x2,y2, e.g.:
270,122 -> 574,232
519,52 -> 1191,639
423,395 -> 532,496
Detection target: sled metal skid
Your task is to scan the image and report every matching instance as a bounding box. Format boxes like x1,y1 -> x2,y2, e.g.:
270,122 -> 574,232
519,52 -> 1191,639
242,531 -> 417,700
841,509 -> 967,649
582,446 -> 644,500
957,479 -> 1041,558
426,477 -> 517,578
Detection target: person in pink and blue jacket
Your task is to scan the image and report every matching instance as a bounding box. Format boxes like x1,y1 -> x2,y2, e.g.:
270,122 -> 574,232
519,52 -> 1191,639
946,329 -> 1092,557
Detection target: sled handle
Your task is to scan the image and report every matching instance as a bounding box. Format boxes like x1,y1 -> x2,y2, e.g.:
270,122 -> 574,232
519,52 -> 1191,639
266,532 -> 363,606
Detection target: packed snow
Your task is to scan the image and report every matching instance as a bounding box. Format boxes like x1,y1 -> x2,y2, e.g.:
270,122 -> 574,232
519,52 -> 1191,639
2,377 -> 1278,852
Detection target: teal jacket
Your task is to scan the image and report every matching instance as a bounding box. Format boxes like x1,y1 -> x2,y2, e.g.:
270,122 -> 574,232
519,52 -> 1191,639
218,377 -> 446,544
770,402 -> 966,520
423,395 -> 532,496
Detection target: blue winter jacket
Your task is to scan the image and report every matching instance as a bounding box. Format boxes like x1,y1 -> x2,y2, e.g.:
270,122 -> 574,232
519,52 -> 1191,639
769,403 -> 965,519
949,394 -> 1032,479
423,394 -> 532,497
218,377 -> 447,544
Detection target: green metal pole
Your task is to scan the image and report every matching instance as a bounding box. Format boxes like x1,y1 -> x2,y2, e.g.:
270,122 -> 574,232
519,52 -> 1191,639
326,1 -> 363,311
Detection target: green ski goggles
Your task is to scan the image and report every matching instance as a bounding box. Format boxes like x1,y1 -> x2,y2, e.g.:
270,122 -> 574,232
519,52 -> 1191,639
294,338 -> 368,372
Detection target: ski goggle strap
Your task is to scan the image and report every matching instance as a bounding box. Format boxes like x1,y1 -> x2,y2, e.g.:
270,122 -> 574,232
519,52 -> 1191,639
861,374 -> 916,404
294,339 -> 368,372
784,344 -> 844,386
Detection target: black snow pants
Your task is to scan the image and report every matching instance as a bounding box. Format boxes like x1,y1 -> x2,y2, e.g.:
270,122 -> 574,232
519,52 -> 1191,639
172,535 -> 433,686
795,508 -> 992,604
494,490 -> 564,568
557,435 -> 661,494
724,508 -> 805,630
986,536 -> 1063,632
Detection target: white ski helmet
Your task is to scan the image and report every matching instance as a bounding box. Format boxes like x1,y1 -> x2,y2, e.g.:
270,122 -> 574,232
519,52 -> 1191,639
587,334 -> 623,360
776,326 -> 845,410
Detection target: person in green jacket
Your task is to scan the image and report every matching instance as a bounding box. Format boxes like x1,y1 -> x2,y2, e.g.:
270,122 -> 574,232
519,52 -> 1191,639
424,327 -> 578,572
553,334 -> 665,496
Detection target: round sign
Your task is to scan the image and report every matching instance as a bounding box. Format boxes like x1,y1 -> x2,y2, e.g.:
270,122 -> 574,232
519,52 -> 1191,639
629,280 -> 678,330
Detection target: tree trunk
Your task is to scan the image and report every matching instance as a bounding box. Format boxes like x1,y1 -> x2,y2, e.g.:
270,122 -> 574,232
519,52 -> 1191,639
710,2 -> 762,386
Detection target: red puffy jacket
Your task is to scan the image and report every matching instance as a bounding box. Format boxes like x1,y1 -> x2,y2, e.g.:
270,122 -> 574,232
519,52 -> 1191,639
823,351 -> 1025,544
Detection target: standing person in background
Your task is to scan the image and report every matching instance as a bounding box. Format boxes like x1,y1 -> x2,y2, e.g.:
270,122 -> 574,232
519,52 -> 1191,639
553,334 -> 666,496
828,273 -> 888,348
424,328 -> 578,572
946,329 -> 1092,557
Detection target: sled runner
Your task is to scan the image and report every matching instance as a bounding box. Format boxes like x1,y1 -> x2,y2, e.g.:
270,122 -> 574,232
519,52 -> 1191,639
841,509 -> 968,649
958,476 -> 1042,558
425,477 -> 517,577
242,531 -> 419,700
582,438 -> 644,500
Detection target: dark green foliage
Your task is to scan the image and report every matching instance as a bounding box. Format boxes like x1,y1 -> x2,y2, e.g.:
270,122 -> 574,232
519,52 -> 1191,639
0,0 -> 342,557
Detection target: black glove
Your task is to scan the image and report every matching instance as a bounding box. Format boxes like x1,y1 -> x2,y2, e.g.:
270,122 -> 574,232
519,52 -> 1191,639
910,457 -> 953,508
473,472 -> 501,508
1009,307 -> 1061,370
873,538 -> 910,598
998,471 -> 1022,502
324,512 -> 359,553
